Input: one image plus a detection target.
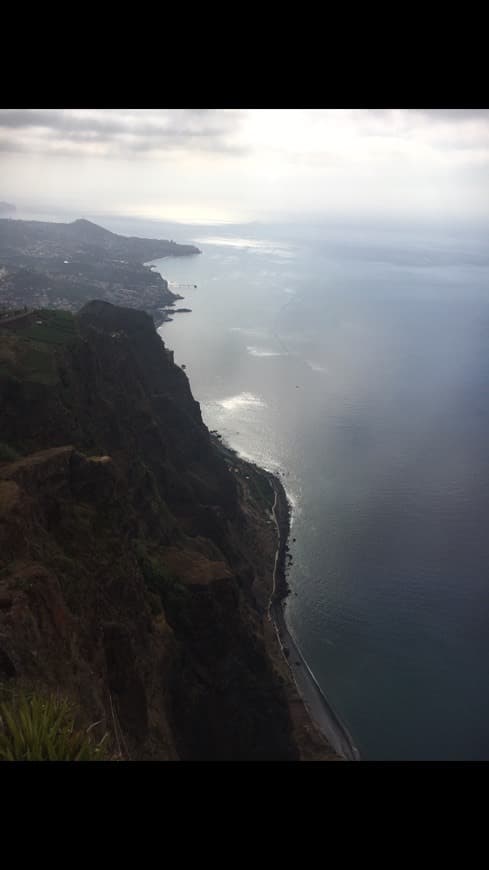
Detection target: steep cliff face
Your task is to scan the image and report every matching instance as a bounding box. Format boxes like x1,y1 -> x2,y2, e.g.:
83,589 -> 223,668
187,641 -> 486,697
0,301 -> 302,759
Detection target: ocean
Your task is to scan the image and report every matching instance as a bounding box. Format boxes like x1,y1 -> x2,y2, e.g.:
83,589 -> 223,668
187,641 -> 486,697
143,216 -> 489,759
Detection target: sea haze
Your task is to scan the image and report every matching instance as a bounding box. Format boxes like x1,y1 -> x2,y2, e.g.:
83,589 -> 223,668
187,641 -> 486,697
146,217 -> 489,760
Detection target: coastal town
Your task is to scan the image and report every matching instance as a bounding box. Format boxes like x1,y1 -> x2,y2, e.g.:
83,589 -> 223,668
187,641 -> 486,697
0,217 -> 200,326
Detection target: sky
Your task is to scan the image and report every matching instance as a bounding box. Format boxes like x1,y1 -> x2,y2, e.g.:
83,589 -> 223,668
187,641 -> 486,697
0,109 -> 488,226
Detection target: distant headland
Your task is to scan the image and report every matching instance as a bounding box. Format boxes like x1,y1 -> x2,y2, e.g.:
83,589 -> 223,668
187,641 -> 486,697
0,217 -> 201,327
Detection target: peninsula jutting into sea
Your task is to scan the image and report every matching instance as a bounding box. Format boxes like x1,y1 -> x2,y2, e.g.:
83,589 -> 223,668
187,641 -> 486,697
0,216 -> 353,760
0,217 -> 201,327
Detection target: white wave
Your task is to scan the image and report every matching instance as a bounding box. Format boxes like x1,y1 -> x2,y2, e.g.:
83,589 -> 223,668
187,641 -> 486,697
231,445 -> 279,475
246,346 -> 284,358
285,488 -> 300,525
230,326 -> 268,337
225,447 -> 301,524
306,360 -> 328,373
217,392 -> 266,412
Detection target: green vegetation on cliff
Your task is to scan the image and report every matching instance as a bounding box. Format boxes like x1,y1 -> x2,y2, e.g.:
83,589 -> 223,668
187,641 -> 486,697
0,301 -> 301,760
0,691 -> 108,761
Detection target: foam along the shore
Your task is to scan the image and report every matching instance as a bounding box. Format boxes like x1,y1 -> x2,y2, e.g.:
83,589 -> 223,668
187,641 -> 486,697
266,472 -> 361,761
213,434 -> 360,760
270,600 -> 360,761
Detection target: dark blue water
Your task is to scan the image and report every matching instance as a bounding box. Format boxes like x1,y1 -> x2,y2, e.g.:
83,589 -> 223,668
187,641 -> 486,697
148,220 -> 489,759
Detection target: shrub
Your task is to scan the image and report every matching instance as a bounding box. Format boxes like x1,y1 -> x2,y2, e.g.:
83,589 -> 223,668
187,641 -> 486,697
0,692 -> 109,761
136,546 -> 192,629
0,442 -> 20,463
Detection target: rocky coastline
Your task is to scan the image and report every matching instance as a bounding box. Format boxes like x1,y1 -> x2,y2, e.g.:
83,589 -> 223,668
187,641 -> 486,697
265,472 -> 361,761
211,437 -> 346,760
0,302 -> 320,760
0,215 -> 360,760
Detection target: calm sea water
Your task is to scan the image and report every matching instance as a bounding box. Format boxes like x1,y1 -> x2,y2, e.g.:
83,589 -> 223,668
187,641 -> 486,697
147,220 -> 489,760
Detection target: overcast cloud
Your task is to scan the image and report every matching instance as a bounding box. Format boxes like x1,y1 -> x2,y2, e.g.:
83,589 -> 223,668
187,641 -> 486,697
0,109 -> 488,224
0,109 -> 246,155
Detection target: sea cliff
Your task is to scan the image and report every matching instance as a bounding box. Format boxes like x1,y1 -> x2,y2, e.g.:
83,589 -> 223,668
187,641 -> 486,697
0,301 -> 338,760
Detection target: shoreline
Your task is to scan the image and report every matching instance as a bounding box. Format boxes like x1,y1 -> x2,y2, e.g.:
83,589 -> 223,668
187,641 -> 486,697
214,435 -> 360,761
156,251 -> 361,759
265,471 -> 361,762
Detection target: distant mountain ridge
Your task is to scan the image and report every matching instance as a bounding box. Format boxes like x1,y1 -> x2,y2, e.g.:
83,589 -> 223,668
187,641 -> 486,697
0,217 -> 201,263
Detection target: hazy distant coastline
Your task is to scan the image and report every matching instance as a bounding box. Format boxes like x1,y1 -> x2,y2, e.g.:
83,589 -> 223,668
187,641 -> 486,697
0,217 -> 200,326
